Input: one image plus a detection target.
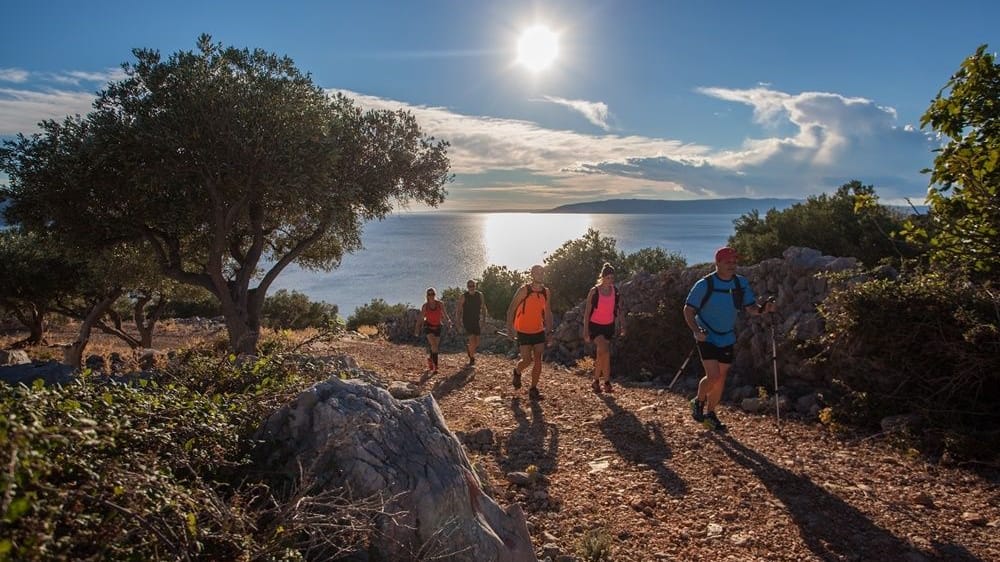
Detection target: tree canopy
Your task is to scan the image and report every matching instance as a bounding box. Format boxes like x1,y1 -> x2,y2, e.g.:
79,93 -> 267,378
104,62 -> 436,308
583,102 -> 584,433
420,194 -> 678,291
1,35 -> 451,352
909,44 -> 1000,277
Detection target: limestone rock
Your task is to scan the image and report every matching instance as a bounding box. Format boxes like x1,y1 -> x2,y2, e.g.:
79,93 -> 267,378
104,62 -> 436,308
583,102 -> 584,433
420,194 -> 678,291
257,375 -> 536,561
0,349 -> 31,366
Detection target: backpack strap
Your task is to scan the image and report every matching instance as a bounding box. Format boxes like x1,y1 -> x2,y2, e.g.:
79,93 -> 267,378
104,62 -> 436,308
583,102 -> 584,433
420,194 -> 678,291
518,283 -> 547,316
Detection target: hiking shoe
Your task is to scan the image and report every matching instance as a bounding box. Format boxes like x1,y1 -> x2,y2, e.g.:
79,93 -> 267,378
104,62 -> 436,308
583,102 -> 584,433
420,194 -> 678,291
528,387 -> 542,401
602,381 -> 614,393
591,379 -> 602,393
702,412 -> 728,432
469,356 -> 476,366
512,368 -> 522,389
426,357 -> 434,371
690,398 -> 705,422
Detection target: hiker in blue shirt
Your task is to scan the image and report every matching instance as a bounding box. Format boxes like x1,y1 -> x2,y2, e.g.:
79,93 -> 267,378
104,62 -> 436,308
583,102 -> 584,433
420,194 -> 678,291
683,247 -> 776,432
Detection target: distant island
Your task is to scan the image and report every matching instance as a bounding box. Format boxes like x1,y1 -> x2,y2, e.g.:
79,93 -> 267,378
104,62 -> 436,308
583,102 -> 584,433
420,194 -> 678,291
544,197 -> 800,214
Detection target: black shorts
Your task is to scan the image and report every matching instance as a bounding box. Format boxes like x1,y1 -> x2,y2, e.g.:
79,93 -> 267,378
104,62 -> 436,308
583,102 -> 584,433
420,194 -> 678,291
588,322 -> 615,341
697,341 -> 734,364
424,323 -> 442,337
516,330 -> 546,346
463,322 -> 481,336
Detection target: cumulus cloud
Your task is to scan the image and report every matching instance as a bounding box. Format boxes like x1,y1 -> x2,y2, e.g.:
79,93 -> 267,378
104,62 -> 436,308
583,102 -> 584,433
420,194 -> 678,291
537,95 -> 612,130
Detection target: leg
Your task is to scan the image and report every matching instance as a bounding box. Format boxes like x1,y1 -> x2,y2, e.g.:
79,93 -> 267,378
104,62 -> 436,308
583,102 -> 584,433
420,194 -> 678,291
516,344 -> 534,374
469,334 -> 480,358
696,358 -> 720,404
529,342 -> 544,388
428,334 -> 441,371
595,336 -> 610,382
705,362 -> 731,413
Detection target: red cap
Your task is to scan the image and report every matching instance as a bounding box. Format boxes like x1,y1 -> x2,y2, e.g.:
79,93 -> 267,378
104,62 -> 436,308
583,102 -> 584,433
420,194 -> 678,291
714,247 -> 741,262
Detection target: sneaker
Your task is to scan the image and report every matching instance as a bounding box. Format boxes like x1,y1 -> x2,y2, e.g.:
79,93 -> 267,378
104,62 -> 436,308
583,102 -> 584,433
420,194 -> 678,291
591,379 -> 602,393
512,368 -> 522,389
690,398 -> 705,422
469,356 -> 476,366
702,412 -> 728,432
528,387 -> 542,401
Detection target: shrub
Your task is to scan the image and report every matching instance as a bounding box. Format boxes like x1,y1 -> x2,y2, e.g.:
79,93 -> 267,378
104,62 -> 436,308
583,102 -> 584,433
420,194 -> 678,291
478,265 -> 525,321
621,247 -> 685,274
816,270 -> 1000,460
346,298 -> 410,331
160,286 -> 223,319
261,289 -> 339,330
543,228 -> 621,313
0,342 -> 379,561
728,180 -> 914,267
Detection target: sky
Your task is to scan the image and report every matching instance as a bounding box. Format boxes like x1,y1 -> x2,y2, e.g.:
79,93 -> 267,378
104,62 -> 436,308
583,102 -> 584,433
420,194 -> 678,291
2,0 -> 998,211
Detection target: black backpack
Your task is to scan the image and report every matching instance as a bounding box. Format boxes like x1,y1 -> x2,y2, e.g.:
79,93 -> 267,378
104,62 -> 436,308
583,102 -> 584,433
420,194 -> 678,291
697,273 -> 745,312
590,285 -> 620,317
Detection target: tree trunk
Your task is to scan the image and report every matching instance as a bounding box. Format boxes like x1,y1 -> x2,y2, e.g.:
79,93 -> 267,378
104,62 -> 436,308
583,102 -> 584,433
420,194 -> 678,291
65,293 -> 122,369
133,293 -> 167,349
11,304 -> 46,348
257,372 -> 536,561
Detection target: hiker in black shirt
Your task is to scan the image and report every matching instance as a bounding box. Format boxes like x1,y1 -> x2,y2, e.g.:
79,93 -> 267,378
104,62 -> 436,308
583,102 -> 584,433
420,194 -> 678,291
457,279 -> 488,366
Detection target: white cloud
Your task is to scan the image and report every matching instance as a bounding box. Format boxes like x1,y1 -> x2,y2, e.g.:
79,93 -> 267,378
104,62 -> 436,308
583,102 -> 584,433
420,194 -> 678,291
537,95 -> 612,130
0,88 -> 96,135
46,68 -> 126,86
0,68 -> 30,83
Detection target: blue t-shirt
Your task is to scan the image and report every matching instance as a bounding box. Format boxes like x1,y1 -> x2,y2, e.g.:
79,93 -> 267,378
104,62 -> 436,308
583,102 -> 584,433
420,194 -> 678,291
685,273 -> 756,346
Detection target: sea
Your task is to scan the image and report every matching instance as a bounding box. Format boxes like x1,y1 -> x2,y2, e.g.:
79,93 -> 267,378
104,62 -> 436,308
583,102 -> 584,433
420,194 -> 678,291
269,212 -> 746,316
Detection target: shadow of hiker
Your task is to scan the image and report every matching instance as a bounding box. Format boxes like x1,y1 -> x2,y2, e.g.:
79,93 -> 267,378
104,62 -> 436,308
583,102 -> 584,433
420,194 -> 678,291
495,397 -> 559,478
430,365 -> 474,400
708,435 -> 983,562
597,395 -> 688,496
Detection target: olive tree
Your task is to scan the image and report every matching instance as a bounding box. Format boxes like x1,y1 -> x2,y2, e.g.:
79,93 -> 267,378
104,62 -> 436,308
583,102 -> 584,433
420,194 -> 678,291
1,35 -> 450,353
910,44 -> 1000,277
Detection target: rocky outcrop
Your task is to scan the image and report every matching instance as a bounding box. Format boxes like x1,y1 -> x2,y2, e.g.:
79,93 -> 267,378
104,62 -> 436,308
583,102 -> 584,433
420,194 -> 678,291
256,375 -> 536,561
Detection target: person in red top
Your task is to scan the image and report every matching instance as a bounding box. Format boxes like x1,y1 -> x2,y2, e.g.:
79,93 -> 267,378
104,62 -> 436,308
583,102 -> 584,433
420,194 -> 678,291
414,287 -> 452,374
582,263 -> 626,393
505,264 -> 553,401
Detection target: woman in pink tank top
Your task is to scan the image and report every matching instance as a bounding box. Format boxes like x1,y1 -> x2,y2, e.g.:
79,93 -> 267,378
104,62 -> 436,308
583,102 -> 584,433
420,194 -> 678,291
582,263 -> 625,393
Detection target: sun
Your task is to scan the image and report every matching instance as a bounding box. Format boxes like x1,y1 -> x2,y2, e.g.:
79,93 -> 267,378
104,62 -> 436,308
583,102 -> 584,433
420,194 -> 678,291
516,25 -> 559,72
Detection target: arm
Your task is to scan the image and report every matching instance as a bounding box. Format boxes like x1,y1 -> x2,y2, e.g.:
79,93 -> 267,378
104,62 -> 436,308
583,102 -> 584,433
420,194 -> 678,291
543,289 -> 554,343
456,295 -> 465,333
745,295 -> 776,316
414,304 -> 424,336
615,296 -> 626,337
683,305 -> 706,342
480,293 -> 488,319
440,300 -> 453,328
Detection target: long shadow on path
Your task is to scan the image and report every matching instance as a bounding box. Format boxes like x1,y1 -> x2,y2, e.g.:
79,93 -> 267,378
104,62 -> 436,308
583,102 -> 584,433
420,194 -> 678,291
597,395 -> 688,496
430,365 -> 475,401
709,434 -> 984,562
494,397 -> 560,478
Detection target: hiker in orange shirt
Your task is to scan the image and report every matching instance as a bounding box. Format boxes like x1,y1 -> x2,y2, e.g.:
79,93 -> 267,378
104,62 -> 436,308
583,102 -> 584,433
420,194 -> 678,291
505,265 -> 553,401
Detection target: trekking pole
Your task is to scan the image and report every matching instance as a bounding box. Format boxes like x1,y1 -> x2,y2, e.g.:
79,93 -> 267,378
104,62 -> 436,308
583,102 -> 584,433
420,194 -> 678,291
766,297 -> 780,431
668,345 -> 697,390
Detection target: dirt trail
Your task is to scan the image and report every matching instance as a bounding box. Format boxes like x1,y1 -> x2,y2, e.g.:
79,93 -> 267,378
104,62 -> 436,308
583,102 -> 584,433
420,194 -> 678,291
332,337 -> 999,562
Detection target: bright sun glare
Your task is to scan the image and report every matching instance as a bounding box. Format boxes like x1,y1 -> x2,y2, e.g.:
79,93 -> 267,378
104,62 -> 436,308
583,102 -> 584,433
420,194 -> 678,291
516,25 -> 559,72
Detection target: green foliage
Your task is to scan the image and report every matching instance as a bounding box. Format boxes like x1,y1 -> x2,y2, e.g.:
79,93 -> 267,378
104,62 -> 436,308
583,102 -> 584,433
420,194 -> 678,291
477,265 -> 525,321
817,270 -> 1000,460
261,289 -> 339,330
346,298 -> 410,331
728,181 -> 913,267
0,34 -> 451,354
907,44 -> 1000,278
620,246 -> 686,274
543,228 -> 621,313
0,342 -> 376,561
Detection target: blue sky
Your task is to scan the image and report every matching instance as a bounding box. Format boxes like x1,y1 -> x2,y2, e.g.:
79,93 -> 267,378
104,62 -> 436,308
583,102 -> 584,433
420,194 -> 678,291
2,0 -> 997,210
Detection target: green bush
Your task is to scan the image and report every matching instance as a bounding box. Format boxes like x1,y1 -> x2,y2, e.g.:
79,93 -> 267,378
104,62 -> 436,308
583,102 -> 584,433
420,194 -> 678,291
0,343 -> 377,561
478,265 -> 525,321
816,270 -> 1000,460
160,286 -> 223,319
346,298 -> 410,331
728,180 -> 914,267
620,247 -> 685,275
261,289 -> 339,330
543,228 -> 622,313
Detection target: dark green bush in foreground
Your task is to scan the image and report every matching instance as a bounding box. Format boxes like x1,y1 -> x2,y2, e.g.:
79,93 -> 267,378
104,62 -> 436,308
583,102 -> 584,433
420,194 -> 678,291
816,270 -> 1000,460
0,340 -> 375,561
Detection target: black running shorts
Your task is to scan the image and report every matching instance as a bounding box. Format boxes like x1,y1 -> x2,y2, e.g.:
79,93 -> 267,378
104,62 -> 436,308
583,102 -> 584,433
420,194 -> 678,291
516,330 -> 546,346
424,322 -> 442,337
697,341 -> 734,364
588,322 -> 615,341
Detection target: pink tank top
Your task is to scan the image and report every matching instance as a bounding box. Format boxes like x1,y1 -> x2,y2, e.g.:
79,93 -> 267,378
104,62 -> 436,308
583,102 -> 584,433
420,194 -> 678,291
590,289 -> 615,325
